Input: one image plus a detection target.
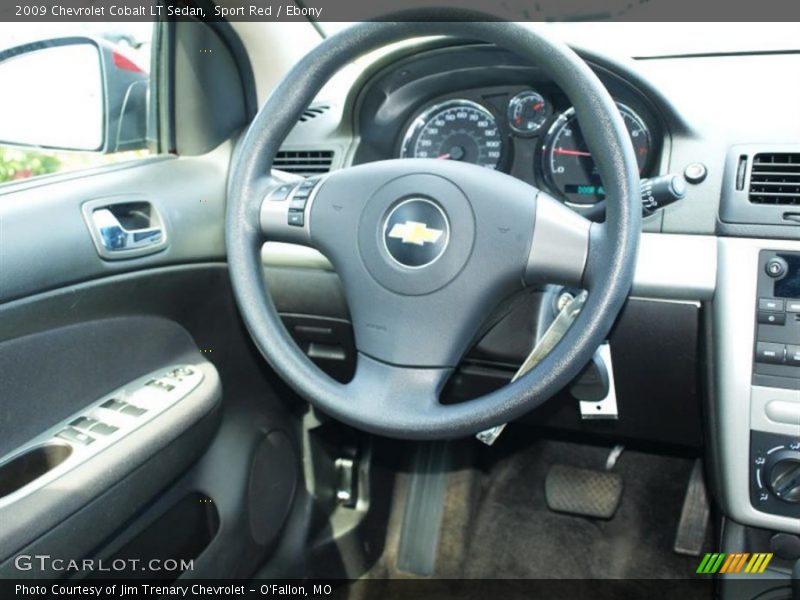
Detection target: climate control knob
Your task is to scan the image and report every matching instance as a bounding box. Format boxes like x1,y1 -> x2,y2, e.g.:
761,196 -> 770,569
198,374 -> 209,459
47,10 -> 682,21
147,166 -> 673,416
767,451 -> 800,503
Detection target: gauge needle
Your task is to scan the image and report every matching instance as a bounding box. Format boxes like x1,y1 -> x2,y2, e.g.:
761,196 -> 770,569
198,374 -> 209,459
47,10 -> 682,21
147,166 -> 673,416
436,153 -> 451,160
553,148 -> 592,157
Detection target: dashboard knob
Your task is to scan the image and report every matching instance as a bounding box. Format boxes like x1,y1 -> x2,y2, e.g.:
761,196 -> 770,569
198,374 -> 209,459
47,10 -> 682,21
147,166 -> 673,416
765,257 -> 788,279
768,451 -> 800,503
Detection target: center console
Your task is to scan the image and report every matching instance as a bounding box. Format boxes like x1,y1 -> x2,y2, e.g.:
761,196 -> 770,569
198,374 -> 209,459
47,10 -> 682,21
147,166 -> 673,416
715,239 -> 800,534
749,250 -> 800,520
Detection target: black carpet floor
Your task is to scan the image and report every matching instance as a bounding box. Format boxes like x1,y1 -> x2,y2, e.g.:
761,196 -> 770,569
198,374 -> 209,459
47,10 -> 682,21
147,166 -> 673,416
356,437 -> 714,600
458,440 -> 709,581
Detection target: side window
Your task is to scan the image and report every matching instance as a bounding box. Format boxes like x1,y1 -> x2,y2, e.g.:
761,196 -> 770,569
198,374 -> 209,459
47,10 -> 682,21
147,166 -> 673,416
0,24 -> 155,185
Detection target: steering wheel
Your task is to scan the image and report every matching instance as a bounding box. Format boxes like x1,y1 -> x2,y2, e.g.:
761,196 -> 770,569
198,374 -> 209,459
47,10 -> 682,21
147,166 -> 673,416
226,16 -> 641,440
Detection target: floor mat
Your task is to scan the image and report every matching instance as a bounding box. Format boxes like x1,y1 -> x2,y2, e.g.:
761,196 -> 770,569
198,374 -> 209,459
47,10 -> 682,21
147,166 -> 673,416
454,440 -> 710,581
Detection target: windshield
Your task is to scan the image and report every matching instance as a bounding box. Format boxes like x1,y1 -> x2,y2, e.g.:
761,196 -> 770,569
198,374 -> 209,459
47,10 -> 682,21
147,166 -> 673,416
320,22 -> 800,58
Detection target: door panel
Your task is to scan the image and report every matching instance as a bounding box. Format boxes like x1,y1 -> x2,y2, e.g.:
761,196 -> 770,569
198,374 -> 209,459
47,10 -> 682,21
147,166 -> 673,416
0,142 -> 229,304
0,146 -> 300,578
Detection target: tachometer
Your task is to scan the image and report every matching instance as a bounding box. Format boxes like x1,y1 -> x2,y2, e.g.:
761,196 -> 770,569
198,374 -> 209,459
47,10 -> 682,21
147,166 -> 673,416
400,100 -> 503,169
542,103 -> 651,205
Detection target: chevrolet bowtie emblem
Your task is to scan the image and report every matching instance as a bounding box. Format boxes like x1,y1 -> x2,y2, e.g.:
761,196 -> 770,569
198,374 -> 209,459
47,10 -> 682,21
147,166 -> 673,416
387,221 -> 444,246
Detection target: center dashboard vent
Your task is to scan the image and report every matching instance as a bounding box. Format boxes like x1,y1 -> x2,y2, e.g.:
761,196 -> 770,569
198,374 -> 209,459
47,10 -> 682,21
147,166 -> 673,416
274,150 -> 334,176
749,153 -> 800,205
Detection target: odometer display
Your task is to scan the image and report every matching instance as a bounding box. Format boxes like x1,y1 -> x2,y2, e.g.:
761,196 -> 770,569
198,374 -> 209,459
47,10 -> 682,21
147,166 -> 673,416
400,100 -> 503,169
542,103 -> 651,205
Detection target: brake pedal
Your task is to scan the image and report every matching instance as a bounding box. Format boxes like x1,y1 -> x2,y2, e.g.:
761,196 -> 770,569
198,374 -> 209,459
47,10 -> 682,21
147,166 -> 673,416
545,464 -> 623,520
673,459 -> 710,556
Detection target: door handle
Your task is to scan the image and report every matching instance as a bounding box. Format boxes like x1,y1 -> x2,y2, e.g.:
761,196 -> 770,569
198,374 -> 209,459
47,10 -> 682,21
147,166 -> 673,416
82,199 -> 168,260
91,208 -> 163,251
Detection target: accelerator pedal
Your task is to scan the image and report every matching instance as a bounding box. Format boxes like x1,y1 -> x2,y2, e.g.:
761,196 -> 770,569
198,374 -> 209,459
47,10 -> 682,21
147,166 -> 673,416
545,464 -> 623,519
673,459 -> 710,556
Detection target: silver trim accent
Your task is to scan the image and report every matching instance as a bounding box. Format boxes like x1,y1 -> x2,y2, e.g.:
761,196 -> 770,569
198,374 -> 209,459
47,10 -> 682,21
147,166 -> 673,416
525,191 -> 590,287
579,343 -> 619,420
715,236 -> 800,534
0,365 -> 204,510
81,197 -> 168,260
751,386 -> 800,437
631,234 -> 717,301
381,198 -> 450,270
262,233 -> 719,302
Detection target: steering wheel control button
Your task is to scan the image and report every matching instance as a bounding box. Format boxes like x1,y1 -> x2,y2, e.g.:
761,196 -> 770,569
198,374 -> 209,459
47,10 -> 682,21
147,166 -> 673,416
269,183 -> 295,201
287,211 -> 305,227
758,311 -> 787,326
383,198 -> 450,268
684,162 -> 707,184
57,427 -> 95,446
760,298 -> 785,312
756,342 -> 786,364
766,257 -> 789,278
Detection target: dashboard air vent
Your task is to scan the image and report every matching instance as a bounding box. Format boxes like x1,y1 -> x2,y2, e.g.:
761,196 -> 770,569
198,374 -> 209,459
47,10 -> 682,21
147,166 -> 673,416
274,150 -> 334,176
749,153 -> 800,205
298,105 -> 330,123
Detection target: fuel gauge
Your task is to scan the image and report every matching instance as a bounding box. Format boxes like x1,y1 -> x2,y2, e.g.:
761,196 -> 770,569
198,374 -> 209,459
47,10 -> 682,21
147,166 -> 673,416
507,90 -> 549,135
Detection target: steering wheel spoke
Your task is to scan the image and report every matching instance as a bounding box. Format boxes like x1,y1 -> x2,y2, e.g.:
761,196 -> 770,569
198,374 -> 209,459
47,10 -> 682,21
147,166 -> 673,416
345,354 -> 452,419
524,191 -> 593,289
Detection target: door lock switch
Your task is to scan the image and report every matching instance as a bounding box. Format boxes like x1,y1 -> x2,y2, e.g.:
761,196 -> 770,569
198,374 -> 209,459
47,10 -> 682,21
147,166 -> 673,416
145,378 -> 175,392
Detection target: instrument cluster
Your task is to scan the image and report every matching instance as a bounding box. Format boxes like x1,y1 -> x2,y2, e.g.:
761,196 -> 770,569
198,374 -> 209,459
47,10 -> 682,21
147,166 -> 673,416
397,87 -> 656,206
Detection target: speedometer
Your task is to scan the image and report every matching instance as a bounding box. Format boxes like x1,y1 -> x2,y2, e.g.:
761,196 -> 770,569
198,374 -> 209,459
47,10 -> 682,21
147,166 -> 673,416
542,103 -> 651,205
400,100 -> 503,169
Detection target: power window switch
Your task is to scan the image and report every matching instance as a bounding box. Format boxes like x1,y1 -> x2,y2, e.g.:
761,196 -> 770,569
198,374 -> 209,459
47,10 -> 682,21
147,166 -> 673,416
57,427 -> 95,446
788,301 -> 800,313
101,398 -> 126,411
90,423 -> 119,436
755,342 -> 786,365
70,417 -> 98,431
120,405 -> 147,417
